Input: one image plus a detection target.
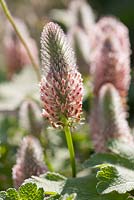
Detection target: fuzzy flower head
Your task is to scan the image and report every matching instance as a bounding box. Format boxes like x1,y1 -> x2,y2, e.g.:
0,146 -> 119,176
40,22 -> 83,128
91,17 -> 130,54
12,136 -> 47,188
90,83 -> 134,152
19,100 -> 43,136
4,18 -> 39,79
90,17 -> 130,105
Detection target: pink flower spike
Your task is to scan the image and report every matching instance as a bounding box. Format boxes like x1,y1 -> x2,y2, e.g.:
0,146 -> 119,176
12,136 -> 47,188
40,22 -> 83,127
90,83 -> 134,152
90,17 -> 130,106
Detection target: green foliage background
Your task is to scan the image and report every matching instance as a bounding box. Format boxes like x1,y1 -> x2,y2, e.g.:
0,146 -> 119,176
0,1 -> 134,199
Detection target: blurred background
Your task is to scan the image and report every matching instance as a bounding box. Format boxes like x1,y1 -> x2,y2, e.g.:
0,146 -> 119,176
0,0 -> 134,190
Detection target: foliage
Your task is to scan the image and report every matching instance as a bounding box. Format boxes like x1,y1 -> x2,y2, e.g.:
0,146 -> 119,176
84,140 -> 134,198
0,67 -> 38,111
16,172 -> 129,200
0,183 -> 44,200
0,0 -> 134,199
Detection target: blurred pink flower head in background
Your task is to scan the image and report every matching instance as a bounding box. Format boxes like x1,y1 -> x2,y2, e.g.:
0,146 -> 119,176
90,83 -> 134,152
3,18 -> 39,79
12,135 -> 47,189
90,17 -> 130,105
89,17 -> 132,152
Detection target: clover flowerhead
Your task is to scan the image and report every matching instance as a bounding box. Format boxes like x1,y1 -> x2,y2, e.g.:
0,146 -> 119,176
40,22 -> 83,128
12,136 -> 47,188
90,17 -> 130,106
90,83 -> 134,152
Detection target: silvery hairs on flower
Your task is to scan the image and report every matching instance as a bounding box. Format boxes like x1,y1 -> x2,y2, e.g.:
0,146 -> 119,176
90,17 -> 130,106
40,22 -> 83,128
12,136 -> 47,188
90,83 -> 134,152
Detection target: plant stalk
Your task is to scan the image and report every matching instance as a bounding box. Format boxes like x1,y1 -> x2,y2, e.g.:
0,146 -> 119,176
44,150 -> 54,172
64,125 -> 76,177
0,0 -> 40,81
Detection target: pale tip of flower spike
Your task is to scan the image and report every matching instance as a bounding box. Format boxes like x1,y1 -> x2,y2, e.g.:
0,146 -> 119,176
40,22 -> 77,76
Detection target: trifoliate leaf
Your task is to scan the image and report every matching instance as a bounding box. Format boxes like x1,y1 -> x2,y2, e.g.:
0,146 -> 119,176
97,164 -> 134,194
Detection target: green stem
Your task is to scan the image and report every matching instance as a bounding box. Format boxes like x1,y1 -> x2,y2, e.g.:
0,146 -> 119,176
44,150 -> 54,172
40,131 -> 54,172
64,125 -> 76,177
0,0 -> 40,81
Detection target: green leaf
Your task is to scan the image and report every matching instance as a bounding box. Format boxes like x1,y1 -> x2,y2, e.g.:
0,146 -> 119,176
6,188 -> 19,200
0,191 -> 6,200
62,174 -> 128,200
127,196 -> 134,200
44,172 -> 66,181
0,183 -> 44,200
83,151 -> 134,170
59,193 -> 77,200
97,164 -> 134,194
46,193 -> 77,200
25,172 -> 128,200
25,173 -> 66,195
18,183 -> 44,200
83,141 -> 134,196
108,140 -> 134,168
84,140 -> 134,171
46,194 -> 61,200
84,153 -> 119,168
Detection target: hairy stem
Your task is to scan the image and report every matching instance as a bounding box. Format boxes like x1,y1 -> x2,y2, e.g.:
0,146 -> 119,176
64,125 -> 76,177
0,0 -> 40,80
